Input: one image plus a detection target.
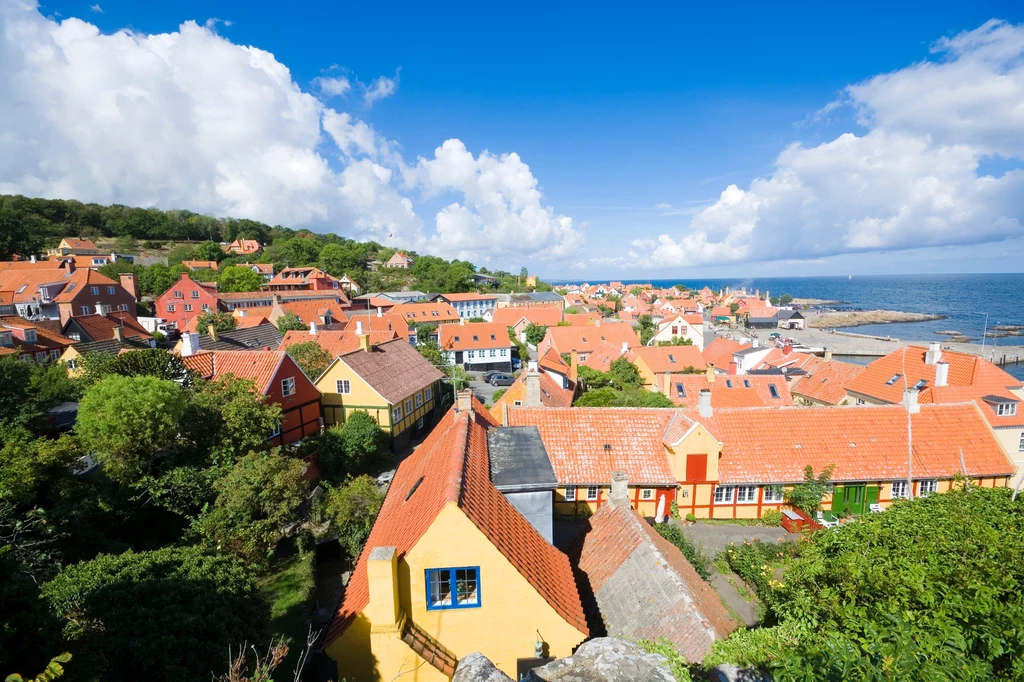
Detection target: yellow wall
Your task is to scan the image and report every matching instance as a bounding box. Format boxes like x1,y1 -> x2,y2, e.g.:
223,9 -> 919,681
58,346 -> 86,377
993,426 -> 1024,489
327,503 -> 586,681
316,358 -> 436,436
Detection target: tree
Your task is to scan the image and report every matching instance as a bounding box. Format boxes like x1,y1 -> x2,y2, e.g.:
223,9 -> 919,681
779,293 -> 793,306
414,323 -> 437,345
417,340 -> 445,369
86,347 -> 193,386
275,312 -> 307,332
657,337 -> 694,346
75,375 -> 188,484
729,302 -> 740,314
113,234 -> 136,253
194,239 -> 225,262
0,356 -> 33,425
219,266 -> 264,292
196,310 -> 238,334
520,267 -> 528,278
325,475 -> 385,558
338,411 -> 390,474
195,451 -> 307,562
785,464 -> 836,515
183,376 -> 283,465
4,652 -> 72,682
564,306 -> 579,314
637,314 -> 657,345
630,287 -> 645,296
573,387 -> 619,407
318,242 -> 365,276
0,428 -> 79,506
609,357 -> 643,388
286,341 -> 332,381
524,323 -> 548,346
576,365 -> 612,390
41,546 -> 270,682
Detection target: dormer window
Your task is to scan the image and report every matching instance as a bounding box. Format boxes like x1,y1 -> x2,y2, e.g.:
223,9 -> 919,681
997,403 -> 1017,417
0,332 -> 11,347
24,329 -> 37,343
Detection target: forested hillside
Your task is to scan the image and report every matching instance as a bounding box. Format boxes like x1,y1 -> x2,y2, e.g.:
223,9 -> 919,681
0,194 -> 551,296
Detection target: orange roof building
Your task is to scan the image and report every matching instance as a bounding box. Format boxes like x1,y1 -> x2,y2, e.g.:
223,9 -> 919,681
665,372 -> 793,408
322,394 -> 588,681
390,301 -> 460,325
279,328 -> 399,356
226,239 -> 262,256
491,369 -> 576,423
439,322 -> 514,371
790,360 -> 866,406
702,338 -> 751,374
539,323 -> 640,362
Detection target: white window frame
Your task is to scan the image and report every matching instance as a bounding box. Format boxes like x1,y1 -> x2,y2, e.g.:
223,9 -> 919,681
1019,432 -> 1024,452
918,479 -> 938,497
736,485 -> 758,504
174,290 -> 183,299
392,406 -> 402,424
167,304 -> 176,312
107,286 -> 116,295
80,306 -> 91,315
997,402 -> 1018,417
586,485 -> 599,501
415,392 -> 423,408
564,487 -> 576,502
891,480 -> 910,499
281,377 -> 296,397
762,485 -> 784,504
424,387 -> 432,402
90,286 -> 99,296
184,304 -> 193,312
67,358 -> 79,370
713,485 -> 735,504
191,290 -> 200,299
336,379 -> 351,394
641,488 -> 654,500
268,422 -> 281,438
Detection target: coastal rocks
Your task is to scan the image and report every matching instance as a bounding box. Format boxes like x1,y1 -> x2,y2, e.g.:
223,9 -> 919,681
453,653 -> 515,682
525,638 -> 675,682
807,310 -> 944,329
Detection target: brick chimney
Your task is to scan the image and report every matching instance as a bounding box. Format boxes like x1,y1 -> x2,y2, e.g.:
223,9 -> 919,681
609,471 -> 628,505
783,343 -> 792,356
570,350 -> 578,382
455,388 -> 473,413
119,273 -> 139,300
356,320 -> 371,352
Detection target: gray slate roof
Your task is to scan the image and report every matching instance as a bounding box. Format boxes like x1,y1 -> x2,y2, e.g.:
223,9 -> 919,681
200,322 -> 283,351
486,426 -> 557,491
338,338 -> 444,404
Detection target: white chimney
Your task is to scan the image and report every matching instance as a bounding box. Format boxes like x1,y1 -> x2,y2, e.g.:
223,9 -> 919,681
309,321 -> 318,335
528,360 -> 539,372
621,341 -> 629,354
595,318 -> 601,327
110,252 -> 117,262
752,338 -> 759,348
95,303 -> 106,317
460,317 -> 465,326
376,307 -> 383,318
29,255 -> 36,264
824,348 -> 833,362
904,387 -> 921,414
925,342 -> 941,365
356,320 -> 364,335
935,361 -> 949,387
698,389 -> 713,418
609,471 -> 628,505
180,332 -> 201,357
525,373 -> 542,407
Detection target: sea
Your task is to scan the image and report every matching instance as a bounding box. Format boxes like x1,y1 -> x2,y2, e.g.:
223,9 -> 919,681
550,273 -> 1024,379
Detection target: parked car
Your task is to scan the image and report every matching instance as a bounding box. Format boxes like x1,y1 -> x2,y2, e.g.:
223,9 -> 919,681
768,332 -> 782,340
480,370 -> 501,382
489,373 -> 515,386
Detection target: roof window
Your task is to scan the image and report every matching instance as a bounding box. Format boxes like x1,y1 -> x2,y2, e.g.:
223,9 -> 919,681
676,382 -> 685,397
405,476 -> 425,501
453,336 -> 460,342
913,379 -> 928,389
743,379 -> 751,388
668,354 -> 675,363
603,443 -> 611,453
769,384 -> 780,399
725,379 -> 733,388
886,373 -> 902,385
472,335 -> 479,341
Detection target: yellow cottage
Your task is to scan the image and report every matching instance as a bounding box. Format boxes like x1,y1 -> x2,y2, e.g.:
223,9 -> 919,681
316,336 -> 445,451
323,392 -> 589,681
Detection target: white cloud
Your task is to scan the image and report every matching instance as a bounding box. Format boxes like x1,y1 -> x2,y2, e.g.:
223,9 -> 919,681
89,4 -> 102,12
655,202 -> 672,210
364,70 -> 399,106
0,1 -> 575,266
313,75 -> 351,97
630,19 -> 1024,268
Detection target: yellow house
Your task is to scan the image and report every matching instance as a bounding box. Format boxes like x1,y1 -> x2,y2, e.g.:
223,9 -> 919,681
507,399 -> 1013,521
316,336 -> 445,451
323,392 -> 589,681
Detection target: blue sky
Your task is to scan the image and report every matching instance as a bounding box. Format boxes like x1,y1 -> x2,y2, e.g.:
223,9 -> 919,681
8,1 -> 1024,277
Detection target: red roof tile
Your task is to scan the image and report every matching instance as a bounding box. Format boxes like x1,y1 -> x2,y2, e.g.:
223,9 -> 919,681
633,345 -> 706,374
789,361 -> 865,405
439,322 -> 512,351
541,324 -> 640,356
668,374 -> 793,408
491,306 -> 564,327
390,301 -> 460,323
279,329 -> 398,355
65,311 -> 152,343
326,399 -> 588,644
182,350 -> 285,394
702,338 -> 751,370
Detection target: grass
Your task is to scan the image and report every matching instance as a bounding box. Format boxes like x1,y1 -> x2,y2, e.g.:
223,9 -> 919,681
258,550 -> 316,672
699,519 -> 765,527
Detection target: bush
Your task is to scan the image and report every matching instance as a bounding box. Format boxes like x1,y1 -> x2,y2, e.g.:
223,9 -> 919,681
638,638 -> 692,682
653,523 -> 711,580
761,509 -> 782,526
142,240 -> 165,249
722,539 -> 798,599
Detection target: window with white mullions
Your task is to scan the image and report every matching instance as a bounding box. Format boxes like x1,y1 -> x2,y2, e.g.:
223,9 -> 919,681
425,567 -> 480,610
713,485 -> 735,504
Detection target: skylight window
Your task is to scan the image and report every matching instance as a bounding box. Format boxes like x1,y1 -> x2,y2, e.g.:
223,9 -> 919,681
405,476 -> 425,501
668,354 -> 675,363
676,383 -> 685,397
886,373 -> 902,386
725,379 -> 733,388
472,335 -> 479,341
490,334 -> 496,340
743,379 -> 751,388
454,336 -> 460,342
914,379 -> 928,389
769,384 -> 780,399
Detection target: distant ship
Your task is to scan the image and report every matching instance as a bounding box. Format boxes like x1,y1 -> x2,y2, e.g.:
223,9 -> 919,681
848,275 -> 853,281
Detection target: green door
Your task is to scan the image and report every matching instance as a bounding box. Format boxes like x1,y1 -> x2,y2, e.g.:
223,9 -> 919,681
837,485 -> 866,516
865,485 -> 880,511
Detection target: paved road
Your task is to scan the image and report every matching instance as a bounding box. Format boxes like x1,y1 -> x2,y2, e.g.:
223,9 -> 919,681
680,520 -> 790,557
468,376 -> 512,406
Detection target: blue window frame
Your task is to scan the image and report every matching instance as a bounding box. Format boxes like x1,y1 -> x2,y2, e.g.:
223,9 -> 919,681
425,566 -> 480,610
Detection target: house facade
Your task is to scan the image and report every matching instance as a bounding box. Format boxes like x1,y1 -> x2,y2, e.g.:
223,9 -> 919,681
317,336 -> 445,451
323,394 -> 589,681
384,252 -> 415,269
0,317 -> 77,363
264,267 -> 342,292
651,313 -> 705,350
439,322 -> 514,371
226,239 -> 262,256
155,272 -> 219,330
440,293 -> 497,320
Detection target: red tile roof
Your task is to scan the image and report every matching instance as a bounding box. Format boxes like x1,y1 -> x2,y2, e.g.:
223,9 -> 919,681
439,322 -> 512,351
52,269 -> 125,303
633,346 -> 706,374
279,329 -> 398,355
340,312 -> 409,340
582,341 -> 638,373
66,311 -> 152,343
541,324 -> 640,356
701,338 -> 750,370
0,316 -> 78,355
335,339 -> 444,403
490,371 -> 575,421
668,374 -> 793,408
681,403 -> 1013,484
505,407 -> 678,485
539,346 -> 571,375
563,312 -> 601,326
573,499 -> 736,661
789,361 -> 865,405
182,350 -> 286,394
440,293 -> 497,302
325,399 -> 588,645
390,301 -> 460,324
754,348 -> 822,373
279,299 -> 347,326
491,306 -> 564,327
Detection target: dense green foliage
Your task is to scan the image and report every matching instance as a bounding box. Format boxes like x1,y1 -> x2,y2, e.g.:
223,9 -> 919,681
195,310 -> 238,334
637,314 -> 657,345
42,547 -> 270,682
304,413 -> 390,485
657,337 -> 694,346
574,357 -> 674,407
285,341 -> 332,381
325,475 -> 386,559
712,485 -> 1024,680
653,523 -> 711,580
785,464 -> 835,515
275,312 -> 307,332
524,323 -> 548,346
638,638 -> 693,682
218,265 -> 264,292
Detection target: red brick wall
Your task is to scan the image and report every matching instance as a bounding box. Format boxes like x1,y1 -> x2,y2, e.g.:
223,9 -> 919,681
155,274 -> 220,329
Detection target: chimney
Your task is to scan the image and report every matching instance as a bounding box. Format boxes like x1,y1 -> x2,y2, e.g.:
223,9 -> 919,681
459,317 -> 465,326
752,338 -> 759,348
356,320 -> 364,335
662,371 -> 672,396
309,321 -> 318,335
595,317 -> 601,327
110,252 -> 117,262
706,362 -> 716,383
925,341 -> 941,365
455,388 -> 473,413
935,361 -> 949,387
113,326 -> 124,342
621,341 -> 629,354
824,349 -> 833,362
366,547 -> 400,627
610,471 -> 628,505
272,294 -> 282,306
525,372 -> 542,407
357,320 -> 371,352
698,389 -> 713,418
376,307 -> 383,318
29,255 -> 36,264
207,324 -> 220,342
783,343 -> 792,356
119,273 -> 139,300
765,290 -> 769,303
904,387 -> 921,414
528,360 -> 538,372
180,332 -> 201,357
570,350 -> 578,382
95,303 -> 106,317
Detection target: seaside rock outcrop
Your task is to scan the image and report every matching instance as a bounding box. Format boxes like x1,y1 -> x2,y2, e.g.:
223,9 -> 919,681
452,639 -> 675,682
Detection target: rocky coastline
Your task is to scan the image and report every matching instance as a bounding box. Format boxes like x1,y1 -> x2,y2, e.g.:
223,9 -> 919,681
807,309 -> 944,329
